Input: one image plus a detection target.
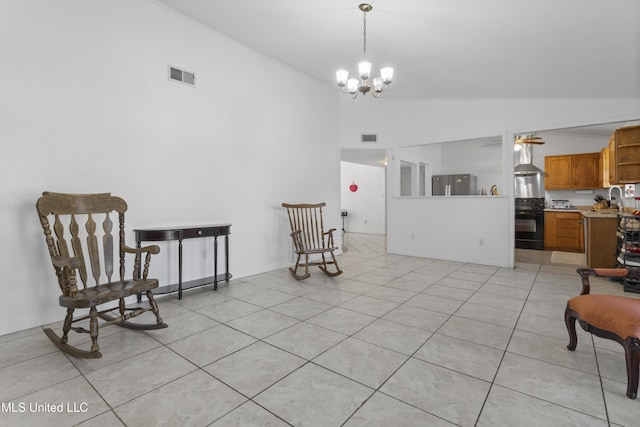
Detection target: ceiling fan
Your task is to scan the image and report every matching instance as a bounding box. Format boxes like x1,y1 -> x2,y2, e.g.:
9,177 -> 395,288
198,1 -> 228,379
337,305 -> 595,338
514,134 -> 545,145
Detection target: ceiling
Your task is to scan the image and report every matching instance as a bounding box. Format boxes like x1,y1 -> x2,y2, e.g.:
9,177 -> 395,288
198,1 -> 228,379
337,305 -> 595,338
155,0 -> 640,100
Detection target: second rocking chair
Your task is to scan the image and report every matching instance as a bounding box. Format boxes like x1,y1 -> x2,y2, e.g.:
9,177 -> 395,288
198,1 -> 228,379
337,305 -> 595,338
282,202 -> 343,280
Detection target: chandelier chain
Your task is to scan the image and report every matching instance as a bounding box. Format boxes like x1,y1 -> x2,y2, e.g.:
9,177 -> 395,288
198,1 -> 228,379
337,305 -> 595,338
362,11 -> 367,56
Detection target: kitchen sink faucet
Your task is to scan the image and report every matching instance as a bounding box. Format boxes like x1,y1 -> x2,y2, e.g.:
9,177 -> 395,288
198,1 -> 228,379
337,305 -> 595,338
608,185 -> 624,211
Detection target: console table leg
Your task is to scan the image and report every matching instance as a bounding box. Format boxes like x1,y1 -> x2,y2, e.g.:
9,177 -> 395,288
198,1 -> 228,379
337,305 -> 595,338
136,238 -> 142,303
178,238 -> 183,300
214,236 -> 218,290
225,234 -> 230,283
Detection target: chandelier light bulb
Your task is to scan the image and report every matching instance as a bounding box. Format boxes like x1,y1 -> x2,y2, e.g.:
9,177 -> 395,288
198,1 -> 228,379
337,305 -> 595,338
380,67 -> 393,84
336,69 -> 349,87
347,78 -> 359,94
358,61 -> 372,80
373,77 -> 384,92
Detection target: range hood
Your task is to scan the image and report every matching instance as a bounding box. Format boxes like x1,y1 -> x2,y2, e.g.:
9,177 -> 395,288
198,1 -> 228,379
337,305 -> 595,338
514,143 -> 543,175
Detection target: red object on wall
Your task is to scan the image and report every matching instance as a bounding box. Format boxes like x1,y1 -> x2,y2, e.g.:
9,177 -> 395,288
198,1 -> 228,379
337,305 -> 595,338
349,182 -> 358,192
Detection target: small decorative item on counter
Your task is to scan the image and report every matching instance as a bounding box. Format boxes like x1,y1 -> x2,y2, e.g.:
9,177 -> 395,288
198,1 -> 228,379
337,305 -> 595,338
593,194 -> 608,209
551,200 -> 571,209
490,185 -> 499,196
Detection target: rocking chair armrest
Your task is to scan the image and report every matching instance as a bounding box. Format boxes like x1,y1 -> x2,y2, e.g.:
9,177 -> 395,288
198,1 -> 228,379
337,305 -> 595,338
51,255 -> 81,269
122,244 -> 161,255
323,228 -> 338,249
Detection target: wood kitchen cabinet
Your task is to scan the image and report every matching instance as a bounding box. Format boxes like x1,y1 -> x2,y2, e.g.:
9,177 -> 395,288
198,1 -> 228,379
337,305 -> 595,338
585,216 -> 617,268
608,125 -> 640,184
544,211 -> 584,252
601,147 -> 611,188
544,153 -> 601,190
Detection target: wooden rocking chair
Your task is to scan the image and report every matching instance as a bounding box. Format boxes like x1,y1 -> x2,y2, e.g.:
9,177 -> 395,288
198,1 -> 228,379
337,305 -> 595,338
36,192 -> 167,358
282,202 -> 343,280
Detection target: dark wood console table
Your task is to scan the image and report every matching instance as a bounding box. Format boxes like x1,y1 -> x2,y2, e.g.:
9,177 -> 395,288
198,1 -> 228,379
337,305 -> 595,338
134,224 -> 231,299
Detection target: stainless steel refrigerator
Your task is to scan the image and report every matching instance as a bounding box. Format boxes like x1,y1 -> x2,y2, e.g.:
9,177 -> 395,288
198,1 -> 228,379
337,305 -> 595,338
432,174 -> 477,196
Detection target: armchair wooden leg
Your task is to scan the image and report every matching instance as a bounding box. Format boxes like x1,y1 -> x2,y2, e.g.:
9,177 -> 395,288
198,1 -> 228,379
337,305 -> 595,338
623,339 -> 640,399
565,307 -> 578,351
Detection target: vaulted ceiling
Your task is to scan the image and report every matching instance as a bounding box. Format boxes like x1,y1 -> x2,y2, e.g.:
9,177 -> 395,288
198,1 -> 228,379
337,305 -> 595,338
155,0 -> 640,100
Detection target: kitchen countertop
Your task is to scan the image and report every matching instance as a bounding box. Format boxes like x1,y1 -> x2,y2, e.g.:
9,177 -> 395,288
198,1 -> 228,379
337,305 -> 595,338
579,209 -> 621,218
543,207 -> 629,218
544,208 -> 581,213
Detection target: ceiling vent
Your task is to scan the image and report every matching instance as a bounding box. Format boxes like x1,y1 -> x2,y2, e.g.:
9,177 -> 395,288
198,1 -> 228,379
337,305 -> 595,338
168,65 -> 195,87
361,134 -> 378,143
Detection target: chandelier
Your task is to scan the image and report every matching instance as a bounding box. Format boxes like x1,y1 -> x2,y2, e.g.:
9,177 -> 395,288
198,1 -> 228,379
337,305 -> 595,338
336,4 -> 393,98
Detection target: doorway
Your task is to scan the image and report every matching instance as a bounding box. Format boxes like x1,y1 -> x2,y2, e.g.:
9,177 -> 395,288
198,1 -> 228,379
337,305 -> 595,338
340,149 -> 388,252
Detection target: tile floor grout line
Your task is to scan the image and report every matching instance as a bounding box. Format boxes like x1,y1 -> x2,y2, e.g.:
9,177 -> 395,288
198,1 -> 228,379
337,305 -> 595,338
472,261 -> 541,425
591,333 -> 613,426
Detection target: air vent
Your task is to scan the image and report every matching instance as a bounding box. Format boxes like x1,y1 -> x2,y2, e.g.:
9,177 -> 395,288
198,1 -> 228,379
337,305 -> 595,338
168,65 -> 195,87
361,134 -> 378,143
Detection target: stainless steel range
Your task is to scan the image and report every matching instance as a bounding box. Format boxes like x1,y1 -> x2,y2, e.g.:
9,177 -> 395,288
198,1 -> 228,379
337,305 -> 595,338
515,197 -> 545,250
515,143 -> 545,250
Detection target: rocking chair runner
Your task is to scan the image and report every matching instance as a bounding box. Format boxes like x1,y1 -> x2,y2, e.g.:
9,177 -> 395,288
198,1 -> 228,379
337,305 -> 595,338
282,203 -> 343,280
36,192 -> 167,359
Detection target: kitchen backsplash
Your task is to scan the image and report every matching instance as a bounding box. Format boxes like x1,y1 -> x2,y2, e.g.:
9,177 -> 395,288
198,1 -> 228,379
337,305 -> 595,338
545,183 -> 639,209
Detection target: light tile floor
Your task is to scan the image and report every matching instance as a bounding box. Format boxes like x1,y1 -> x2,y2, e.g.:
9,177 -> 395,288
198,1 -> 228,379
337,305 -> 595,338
2,235 -> 640,426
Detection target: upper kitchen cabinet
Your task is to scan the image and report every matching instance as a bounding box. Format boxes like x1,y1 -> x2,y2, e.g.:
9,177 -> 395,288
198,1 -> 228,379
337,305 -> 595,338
608,125 -> 640,185
544,152 -> 601,190
601,147 -> 611,188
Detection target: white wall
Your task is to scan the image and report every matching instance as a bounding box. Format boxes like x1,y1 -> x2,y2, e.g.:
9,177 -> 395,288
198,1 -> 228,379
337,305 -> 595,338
439,140 -> 503,196
340,161 -> 386,234
340,97 -> 640,267
0,0 -> 340,336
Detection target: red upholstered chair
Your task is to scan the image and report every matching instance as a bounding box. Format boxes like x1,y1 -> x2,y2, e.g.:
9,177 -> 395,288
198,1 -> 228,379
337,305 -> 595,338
565,268 -> 640,398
